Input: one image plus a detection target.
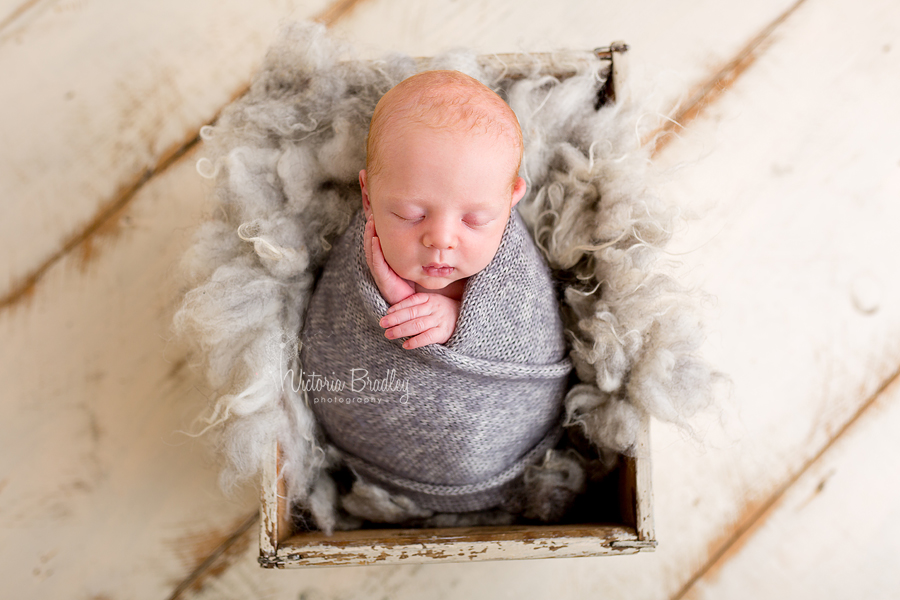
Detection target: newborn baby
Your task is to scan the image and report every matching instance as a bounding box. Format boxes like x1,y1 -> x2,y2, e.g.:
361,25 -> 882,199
299,70 -> 572,517
360,70 -> 528,349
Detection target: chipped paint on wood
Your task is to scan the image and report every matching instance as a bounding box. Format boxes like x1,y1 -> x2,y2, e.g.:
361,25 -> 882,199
0,133 -> 199,312
680,374 -> 900,599
168,514 -> 260,577
632,414 -> 655,542
674,366 -> 900,599
0,0 -> 44,33
270,524 -> 651,567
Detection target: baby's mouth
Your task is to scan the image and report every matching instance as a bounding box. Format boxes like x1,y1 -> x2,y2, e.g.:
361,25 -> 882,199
422,263 -> 454,277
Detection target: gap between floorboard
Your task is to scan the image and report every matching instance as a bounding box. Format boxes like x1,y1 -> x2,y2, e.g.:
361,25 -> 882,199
671,365 -> 900,600
649,0 -> 807,155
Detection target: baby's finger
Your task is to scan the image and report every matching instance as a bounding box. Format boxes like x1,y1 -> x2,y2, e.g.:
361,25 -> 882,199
383,315 -> 439,341
402,328 -> 442,350
380,303 -> 430,328
364,222 -> 379,267
386,293 -> 429,315
370,237 -> 392,275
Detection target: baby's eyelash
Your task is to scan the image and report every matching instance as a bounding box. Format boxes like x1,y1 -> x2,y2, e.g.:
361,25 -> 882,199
463,216 -> 494,228
393,213 -> 423,222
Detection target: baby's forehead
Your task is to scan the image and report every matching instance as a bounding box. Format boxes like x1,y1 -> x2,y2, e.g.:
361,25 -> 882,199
378,121 -> 521,182
385,96 -> 510,138
380,109 -> 521,174
388,117 -> 508,147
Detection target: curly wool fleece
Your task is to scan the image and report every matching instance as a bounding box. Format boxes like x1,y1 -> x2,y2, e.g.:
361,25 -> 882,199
173,22 -> 719,533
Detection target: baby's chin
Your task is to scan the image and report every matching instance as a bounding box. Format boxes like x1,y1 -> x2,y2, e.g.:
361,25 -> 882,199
413,277 -> 458,291
410,274 -> 468,297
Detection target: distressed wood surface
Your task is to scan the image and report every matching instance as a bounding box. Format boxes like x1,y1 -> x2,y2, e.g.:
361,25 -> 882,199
0,0 -> 338,302
275,524 -> 648,567
2,0 -> 898,598
657,0 -> 900,594
683,375 -> 900,599
0,0 -> 37,31
0,145 -> 262,600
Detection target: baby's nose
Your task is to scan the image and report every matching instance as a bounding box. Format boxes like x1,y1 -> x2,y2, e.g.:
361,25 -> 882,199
423,222 -> 456,250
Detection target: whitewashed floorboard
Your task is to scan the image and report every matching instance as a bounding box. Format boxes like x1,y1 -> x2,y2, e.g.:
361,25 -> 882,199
653,0 -> 900,594
0,149 -> 260,599
0,0 -> 334,300
683,376 -> 900,600
0,0 -> 44,33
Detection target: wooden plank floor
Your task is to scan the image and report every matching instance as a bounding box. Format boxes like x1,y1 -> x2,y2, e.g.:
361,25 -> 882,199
1,0 -> 898,598
0,0 -> 338,303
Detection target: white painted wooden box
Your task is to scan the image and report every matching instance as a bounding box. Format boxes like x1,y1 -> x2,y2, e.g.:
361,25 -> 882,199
258,45 -> 657,568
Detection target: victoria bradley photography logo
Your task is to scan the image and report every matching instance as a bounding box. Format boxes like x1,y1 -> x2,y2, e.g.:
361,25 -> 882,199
266,334 -> 412,404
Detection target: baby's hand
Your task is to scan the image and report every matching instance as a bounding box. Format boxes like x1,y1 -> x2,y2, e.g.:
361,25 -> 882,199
365,214 -> 414,305
380,293 -> 461,349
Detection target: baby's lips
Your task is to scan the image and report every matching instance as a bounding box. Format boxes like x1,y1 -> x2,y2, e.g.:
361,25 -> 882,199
422,264 -> 454,277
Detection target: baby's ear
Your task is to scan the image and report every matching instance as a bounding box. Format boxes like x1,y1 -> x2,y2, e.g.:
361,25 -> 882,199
360,169 -> 373,218
510,176 -> 527,208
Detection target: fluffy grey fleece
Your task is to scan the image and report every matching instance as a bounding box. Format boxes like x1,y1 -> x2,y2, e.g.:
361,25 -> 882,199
174,22 -> 720,533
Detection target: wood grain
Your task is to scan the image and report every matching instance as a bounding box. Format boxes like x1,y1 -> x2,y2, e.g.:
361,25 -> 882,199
0,144 -> 261,599
682,373 -> 900,599
0,0 -> 336,302
0,0 -> 47,33
648,0 -> 808,153
657,0 -> 900,593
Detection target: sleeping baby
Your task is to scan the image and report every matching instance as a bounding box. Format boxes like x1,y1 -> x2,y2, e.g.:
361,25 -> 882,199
299,70 -> 573,519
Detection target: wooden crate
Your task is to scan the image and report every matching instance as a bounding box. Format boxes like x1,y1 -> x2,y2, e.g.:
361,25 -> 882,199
257,44 -> 657,568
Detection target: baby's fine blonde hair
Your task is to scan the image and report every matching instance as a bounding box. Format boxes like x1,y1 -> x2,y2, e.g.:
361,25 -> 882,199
365,70 -> 524,187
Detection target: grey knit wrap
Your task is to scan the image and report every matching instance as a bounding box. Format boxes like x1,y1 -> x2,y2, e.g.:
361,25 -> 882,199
299,208 -> 572,512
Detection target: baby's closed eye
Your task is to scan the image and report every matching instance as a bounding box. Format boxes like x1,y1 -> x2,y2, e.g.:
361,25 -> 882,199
392,212 -> 424,223
463,214 -> 495,228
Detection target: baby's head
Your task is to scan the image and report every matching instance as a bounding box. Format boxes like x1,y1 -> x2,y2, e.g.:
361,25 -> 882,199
360,70 -> 527,294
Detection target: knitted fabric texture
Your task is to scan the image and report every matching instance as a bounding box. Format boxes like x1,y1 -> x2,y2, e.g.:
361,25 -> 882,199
300,209 -> 571,512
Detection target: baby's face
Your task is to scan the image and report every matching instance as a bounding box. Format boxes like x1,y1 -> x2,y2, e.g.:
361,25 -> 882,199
361,124 -> 526,293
